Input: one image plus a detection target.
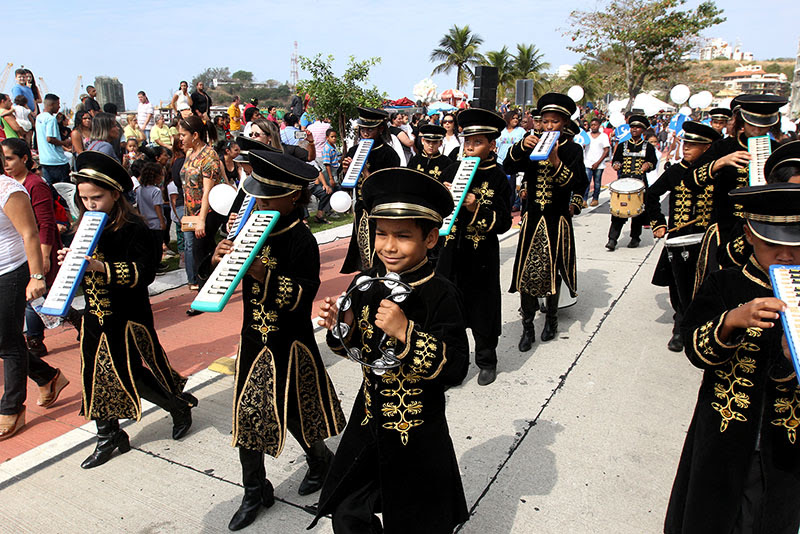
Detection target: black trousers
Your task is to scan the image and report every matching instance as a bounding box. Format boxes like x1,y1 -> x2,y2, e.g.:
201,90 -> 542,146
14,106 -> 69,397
608,213 -> 647,242
331,444 -> 383,534
666,242 -> 701,318
473,331 -> 498,370
0,263 -> 57,415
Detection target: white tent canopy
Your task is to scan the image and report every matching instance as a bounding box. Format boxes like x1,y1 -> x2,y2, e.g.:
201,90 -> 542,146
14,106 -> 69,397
608,93 -> 675,117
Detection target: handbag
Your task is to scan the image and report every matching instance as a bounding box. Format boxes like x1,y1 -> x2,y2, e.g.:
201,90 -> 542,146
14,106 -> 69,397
181,215 -> 202,232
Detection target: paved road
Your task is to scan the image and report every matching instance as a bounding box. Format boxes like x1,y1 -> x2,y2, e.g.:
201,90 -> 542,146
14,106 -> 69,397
0,189 -> 701,533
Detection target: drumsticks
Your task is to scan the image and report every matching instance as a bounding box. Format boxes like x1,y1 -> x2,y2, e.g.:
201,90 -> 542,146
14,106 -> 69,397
667,216 -> 702,234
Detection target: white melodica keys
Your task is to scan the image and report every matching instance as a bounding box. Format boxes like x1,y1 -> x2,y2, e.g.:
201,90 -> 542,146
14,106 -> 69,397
227,193 -> 256,240
748,135 -> 772,186
39,211 -> 108,317
769,265 -> 800,384
340,139 -> 374,188
439,157 -> 480,236
528,131 -> 561,161
191,211 -> 280,313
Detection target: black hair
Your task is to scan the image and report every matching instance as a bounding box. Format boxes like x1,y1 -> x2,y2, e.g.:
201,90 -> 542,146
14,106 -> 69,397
86,85 -> 95,90
214,139 -> 237,157
767,164 -> 800,184
44,93 -> 59,104
590,117 -> 601,124
284,113 -> 299,127
178,114 -> 217,144
1,138 -> 34,170
13,94 -> 27,106
14,68 -> 26,76
268,105 -> 276,113
130,158 -> 145,177
138,90 -> 146,96
413,218 -> 440,237
244,107 -> 260,123
0,93 -> 8,104
142,144 -> 171,162
325,128 -> 336,137
139,161 -> 164,187
103,103 -> 118,114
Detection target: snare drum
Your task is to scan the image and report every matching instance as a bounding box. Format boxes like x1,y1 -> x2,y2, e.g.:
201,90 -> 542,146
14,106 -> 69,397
538,279 -> 577,310
664,233 -> 704,249
609,178 -> 646,218
664,232 -> 704,311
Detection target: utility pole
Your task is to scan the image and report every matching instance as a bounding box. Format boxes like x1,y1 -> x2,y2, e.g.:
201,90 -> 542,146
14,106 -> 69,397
290,41 -> 299,92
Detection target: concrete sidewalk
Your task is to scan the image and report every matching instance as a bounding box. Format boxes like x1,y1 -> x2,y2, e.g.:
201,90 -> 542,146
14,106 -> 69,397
0,191 -> 701,533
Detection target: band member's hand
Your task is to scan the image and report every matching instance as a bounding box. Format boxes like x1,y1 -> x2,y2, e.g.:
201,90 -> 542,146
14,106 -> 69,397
26,278 -> 46,301
318,295 -> 353,332
195,220 -> 206,239
84,257 -> 106,273
519,188 -> 527,200
782,335 -> 793,363
641,162 -> 653,172
246,255 -> 266,280
443,182 -> 452,190
341,157 -> 353,174
212,239 -> 234,266
226,213 -> 238,234
462,193 -> 477,212
612,162 -> 621,171
718,150 -> 751,169
724,297 -> 786,331
654,227 -> 666,239
522,134 -> 539,150
56,247 -> 70,265
375,300 -> 409,344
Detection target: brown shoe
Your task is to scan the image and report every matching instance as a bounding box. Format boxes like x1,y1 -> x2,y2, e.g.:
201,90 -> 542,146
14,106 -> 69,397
38,369 -> 70,408
0,406 -> 26,441
590,199 -> 598,207
26,336 -> 48,358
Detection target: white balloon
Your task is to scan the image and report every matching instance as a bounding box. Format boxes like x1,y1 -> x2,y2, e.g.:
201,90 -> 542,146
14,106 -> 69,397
670,84 -> 690,105
608,100 -> 623,113
571,109 -> 580,120
688,93 -> 702,109
208,184 -> 237,215
696,91 -> 713,109
567,85 -> 584,102
330,190 -> 353,213
679,106 -> 692,116
609,112 -> 626,128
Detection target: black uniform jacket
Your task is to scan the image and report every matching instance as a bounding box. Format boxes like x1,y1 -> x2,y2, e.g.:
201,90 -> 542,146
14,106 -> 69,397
233,210 -> 345,455
312,259 -> 469,534
436,153 -> 512,337
341,141 -> 400,274
407,151 -> 451,181
80,217 -> 192,421
612,138 -> 658,180
665,257 -> 800,534
645,160 -> 713,287
504,135 -> 587,297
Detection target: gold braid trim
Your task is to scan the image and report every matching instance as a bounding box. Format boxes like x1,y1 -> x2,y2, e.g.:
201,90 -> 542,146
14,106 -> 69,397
772,384 -> 800,444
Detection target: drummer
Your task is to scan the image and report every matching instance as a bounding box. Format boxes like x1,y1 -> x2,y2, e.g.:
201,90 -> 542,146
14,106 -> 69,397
708,107 -> 732,137
607,114 -> 659,250
645,121 -> 720,352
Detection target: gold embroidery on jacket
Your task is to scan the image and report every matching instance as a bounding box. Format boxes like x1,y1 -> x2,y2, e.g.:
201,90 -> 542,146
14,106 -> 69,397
712,333 -> 759,432
232,348 -> 282,455
84,254 -> 112,325
250,302 -> 279,344
275,276 -> 293,308
517,216 -> 552,296
86,333 -> 139,421
357,212 -> 372,269
772,384 -> 800,444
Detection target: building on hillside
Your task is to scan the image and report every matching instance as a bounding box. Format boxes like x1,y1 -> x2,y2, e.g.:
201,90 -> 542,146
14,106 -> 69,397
94,76 -> 125,111
699,38 -> 753,62
712,65 -> 789,97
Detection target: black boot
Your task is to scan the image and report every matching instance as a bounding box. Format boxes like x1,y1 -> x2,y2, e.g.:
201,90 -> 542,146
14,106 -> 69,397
541,293 -> 559,342
298,440 -> 334,496
518,294 -> 536,352
668,321 -> 684,352
81,419 -> 130,469
229,448 -> 275,531
136,377 -> 197,440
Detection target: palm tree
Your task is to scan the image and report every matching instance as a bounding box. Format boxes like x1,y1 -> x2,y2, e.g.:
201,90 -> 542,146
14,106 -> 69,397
565,62 -> 601,102
512,44 -> 550,99
430,25 -> 486,90
484,46 -> 515,102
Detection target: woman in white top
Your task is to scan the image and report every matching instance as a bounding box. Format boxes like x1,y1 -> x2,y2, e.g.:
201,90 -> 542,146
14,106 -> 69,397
171,81 -> 193,113
441,112 -> 461,158
0,165 -> 69,440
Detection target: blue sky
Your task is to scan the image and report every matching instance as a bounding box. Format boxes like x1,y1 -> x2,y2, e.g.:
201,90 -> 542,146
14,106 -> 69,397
5,0 -> 798,111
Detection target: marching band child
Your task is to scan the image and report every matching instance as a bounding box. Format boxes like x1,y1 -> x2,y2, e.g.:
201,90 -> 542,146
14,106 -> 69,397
406,124 -> 451,179
313,167 -> 469,534
436,108 -> 512,386
59,151 -> 197,469
665,179 -> 800,534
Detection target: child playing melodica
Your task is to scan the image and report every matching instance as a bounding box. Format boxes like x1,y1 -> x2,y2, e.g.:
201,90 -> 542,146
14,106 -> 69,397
665,162 -> 800,533
59,151 -> 197,470
312,167 -> 469,534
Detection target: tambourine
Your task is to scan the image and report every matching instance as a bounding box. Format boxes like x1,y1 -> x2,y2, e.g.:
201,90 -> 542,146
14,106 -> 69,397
332,272 -> 412,375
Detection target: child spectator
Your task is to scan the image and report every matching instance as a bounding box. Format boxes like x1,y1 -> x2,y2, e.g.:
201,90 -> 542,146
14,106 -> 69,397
135,161 -> 166,270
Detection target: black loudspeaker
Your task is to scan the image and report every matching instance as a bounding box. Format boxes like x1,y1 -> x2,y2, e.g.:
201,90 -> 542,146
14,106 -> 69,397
472,66 -> 498,111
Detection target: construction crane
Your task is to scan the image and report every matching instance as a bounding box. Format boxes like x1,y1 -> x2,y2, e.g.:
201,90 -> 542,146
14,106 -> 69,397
70,75 -> 83,119
38,76 -> 49,94
0,62 -> 13,92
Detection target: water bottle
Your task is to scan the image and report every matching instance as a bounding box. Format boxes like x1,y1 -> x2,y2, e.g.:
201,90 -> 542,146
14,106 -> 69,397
29,297 -> 63,329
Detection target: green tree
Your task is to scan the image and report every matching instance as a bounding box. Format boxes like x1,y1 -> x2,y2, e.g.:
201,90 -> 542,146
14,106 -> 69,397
567,0 -> 725,111
192,67 -> 231,87
297,54 -> 384,152
430,25 -> 486,90
511,44 -> 551,100
231,70 -> 254,82
564,62 -> 602,102
484,46 -> 515,101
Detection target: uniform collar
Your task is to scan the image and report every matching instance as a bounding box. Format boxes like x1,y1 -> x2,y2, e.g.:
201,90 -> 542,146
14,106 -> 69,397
377,258 -> 435,287
742,255 -> 772,290
628,138 -> 644,146
478,153 -> 498,170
